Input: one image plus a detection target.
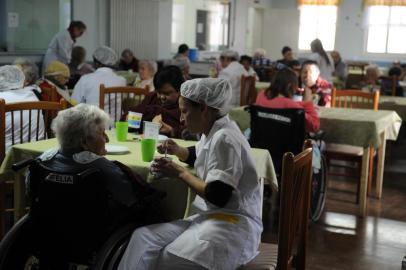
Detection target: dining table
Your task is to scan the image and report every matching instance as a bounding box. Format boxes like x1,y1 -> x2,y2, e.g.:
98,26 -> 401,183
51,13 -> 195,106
229,106 -> 402,217
0,131 -> 277,223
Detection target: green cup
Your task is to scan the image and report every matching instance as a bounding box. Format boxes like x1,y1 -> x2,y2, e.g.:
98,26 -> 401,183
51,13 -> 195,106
115,121 -> 128,142
141,138 -> 156,162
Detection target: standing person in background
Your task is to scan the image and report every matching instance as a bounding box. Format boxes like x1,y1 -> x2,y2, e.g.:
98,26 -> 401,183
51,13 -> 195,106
277,46 -> 295,66
240,55 -> 259,81
218,50 -> 248,107
42,21 -> 86,73
309,39 -> 334,84
118,49 -> 139,72
71,46 -> 125,118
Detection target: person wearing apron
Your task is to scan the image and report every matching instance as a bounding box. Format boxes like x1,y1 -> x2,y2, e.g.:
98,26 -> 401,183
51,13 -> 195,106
118,78 -> 263,270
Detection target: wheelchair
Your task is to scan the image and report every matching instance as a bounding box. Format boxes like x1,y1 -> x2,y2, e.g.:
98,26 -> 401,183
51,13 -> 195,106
0,157 -> 147,270
248,105 -> 327,222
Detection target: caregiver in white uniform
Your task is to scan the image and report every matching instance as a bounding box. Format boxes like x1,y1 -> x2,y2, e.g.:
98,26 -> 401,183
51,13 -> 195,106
42,21 -> 86,73
118,78 -> 263,270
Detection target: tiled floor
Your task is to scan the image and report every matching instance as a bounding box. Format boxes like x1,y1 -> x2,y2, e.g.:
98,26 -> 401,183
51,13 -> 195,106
263,135 -> 406,270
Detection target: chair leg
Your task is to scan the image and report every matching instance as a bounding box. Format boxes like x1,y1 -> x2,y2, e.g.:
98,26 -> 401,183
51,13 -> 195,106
367,148 -> 375,196
0,182 -> 5,239
356,163 -> 362,204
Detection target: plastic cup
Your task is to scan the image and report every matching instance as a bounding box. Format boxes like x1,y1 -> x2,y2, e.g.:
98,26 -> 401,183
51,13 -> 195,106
115,121 -> 128,142
128,111 -> 143,129
141,138 -> 156,162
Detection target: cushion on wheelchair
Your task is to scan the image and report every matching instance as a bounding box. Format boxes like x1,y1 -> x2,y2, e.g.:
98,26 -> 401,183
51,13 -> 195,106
249,105 -> 305,176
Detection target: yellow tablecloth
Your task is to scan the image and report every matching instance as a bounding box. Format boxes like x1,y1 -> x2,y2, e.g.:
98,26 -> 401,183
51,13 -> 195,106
0,132 -> 277,220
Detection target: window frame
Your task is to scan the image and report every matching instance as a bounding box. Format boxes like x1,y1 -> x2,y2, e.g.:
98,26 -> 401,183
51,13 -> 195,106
365,5 -> 406,56
297,4 -> 338,52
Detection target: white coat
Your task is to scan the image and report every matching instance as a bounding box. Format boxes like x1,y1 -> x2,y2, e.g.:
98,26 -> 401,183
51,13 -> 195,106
0,87 -> 45,151
309,52 -> 335,84
71,68 -> 126,120
219,61 -> 249,107
42,30 -> 74,72
118,115 -> 263,270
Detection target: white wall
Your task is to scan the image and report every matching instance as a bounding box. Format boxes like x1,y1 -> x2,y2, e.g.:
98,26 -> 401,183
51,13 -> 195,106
260,0 -> 406,62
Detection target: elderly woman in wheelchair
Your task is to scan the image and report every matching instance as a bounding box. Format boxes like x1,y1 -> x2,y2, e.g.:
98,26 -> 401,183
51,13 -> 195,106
0,104 -> 163,270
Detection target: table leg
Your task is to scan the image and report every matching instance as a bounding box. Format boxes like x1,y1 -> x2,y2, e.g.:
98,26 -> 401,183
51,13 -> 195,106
359,147 -> 370,217
375,131 -> 387,199
13,173 -> 25,222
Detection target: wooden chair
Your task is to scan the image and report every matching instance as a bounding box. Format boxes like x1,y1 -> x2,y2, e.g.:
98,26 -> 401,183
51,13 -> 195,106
99,84 -> 149,122
380,75 -> 400,96
327,89 -> 380,201
240,76 -> 257,106
240,147 -> 313,270
0,98 -> 67,238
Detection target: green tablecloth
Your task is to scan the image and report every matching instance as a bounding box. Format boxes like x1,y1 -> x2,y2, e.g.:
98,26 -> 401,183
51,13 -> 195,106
229,106 -> 402,148
116,71 -> 138,85
255,81 -> 270,93
0,132 -> 277,220
380,96 -> 406,121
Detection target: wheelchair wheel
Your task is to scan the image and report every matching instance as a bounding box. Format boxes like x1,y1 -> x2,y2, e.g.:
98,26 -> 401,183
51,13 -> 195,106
0,215 -> 39,270
310,154 -> 327,222
92,223 -> 141,270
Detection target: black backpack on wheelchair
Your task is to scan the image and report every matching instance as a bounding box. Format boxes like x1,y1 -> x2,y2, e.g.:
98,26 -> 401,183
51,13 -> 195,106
0,156 -> 160,270
248,105 -> 327,222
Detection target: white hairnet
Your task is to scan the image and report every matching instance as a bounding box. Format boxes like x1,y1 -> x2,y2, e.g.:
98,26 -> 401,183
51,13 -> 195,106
93,46 -> 118,66
220,50 -> 239,60
180,78 -> 232,116
0,65 -> 25,91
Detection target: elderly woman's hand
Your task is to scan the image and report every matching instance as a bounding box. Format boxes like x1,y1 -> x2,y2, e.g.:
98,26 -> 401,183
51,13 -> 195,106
151,157 -> 187,179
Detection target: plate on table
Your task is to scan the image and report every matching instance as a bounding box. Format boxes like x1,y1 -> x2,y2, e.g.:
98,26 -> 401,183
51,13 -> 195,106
158,134 -> 168,142
105,144 -> 130,155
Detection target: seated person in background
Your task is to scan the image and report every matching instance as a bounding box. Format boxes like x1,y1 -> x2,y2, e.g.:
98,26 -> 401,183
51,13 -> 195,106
13,58 -> 40,91
38,60 -> 74,104
286,59 -> 301,78
218,50 -> 248,107
359,65 -> 380,93
256,68 -> 320,133
277,46 -> 294,66
126,66 -> 185,138
118,49 -> 139,72
0,65 -> 44,151
240,55 -> 259,81
300,60 -> 332,107
67,46 -> 95,89
119,78 -> 262,270
72,46 -> 126,118
252,48 -> 271,66
173,43 -> 191,65
36,103 -> 162,269
330,51 -> 347,82
134,60 -> 157,91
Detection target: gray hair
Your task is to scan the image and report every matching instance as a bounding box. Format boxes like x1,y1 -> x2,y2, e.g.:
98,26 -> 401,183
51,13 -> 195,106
139,59 -> 157,75
13,58 -> 39,86
51,104 -> 110,152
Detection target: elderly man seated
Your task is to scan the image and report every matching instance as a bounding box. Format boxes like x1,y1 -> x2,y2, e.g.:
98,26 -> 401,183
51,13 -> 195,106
0,65 -> 44,151
32,104 -> 163,268
71,46 -> 126,118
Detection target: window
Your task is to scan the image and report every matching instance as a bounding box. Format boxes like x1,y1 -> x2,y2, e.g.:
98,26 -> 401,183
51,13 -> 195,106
366,5 -> 406,54
171,0 -> 229,52
298,5 -> 337,51
0,0 -> 71,53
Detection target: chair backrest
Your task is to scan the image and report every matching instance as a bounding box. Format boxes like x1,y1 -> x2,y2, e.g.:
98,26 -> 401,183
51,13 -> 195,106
0,98 -> 67,163
277,147 -> 313,270
380,75 -> 399,96
345,73 -> 364,89
38,82 -> 59,102
240,76 -> 257,106
331,88 -> 380,110
249,105 -> 305,176
28,158 -> 110,263
99,84 -> 149,122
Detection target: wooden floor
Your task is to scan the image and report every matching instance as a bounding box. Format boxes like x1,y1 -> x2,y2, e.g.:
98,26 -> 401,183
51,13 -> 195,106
263,135 -> 406,270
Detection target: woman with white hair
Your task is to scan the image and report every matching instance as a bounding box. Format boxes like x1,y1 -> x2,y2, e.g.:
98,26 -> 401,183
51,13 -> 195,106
134,59 -> 157,92
119,78 -> 262,270
218,50 -> 248,107
71,46 -> 126,118
0,65 -> 44,150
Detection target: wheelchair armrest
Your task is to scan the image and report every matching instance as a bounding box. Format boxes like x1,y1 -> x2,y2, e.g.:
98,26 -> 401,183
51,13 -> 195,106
12,159 -> 35,172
